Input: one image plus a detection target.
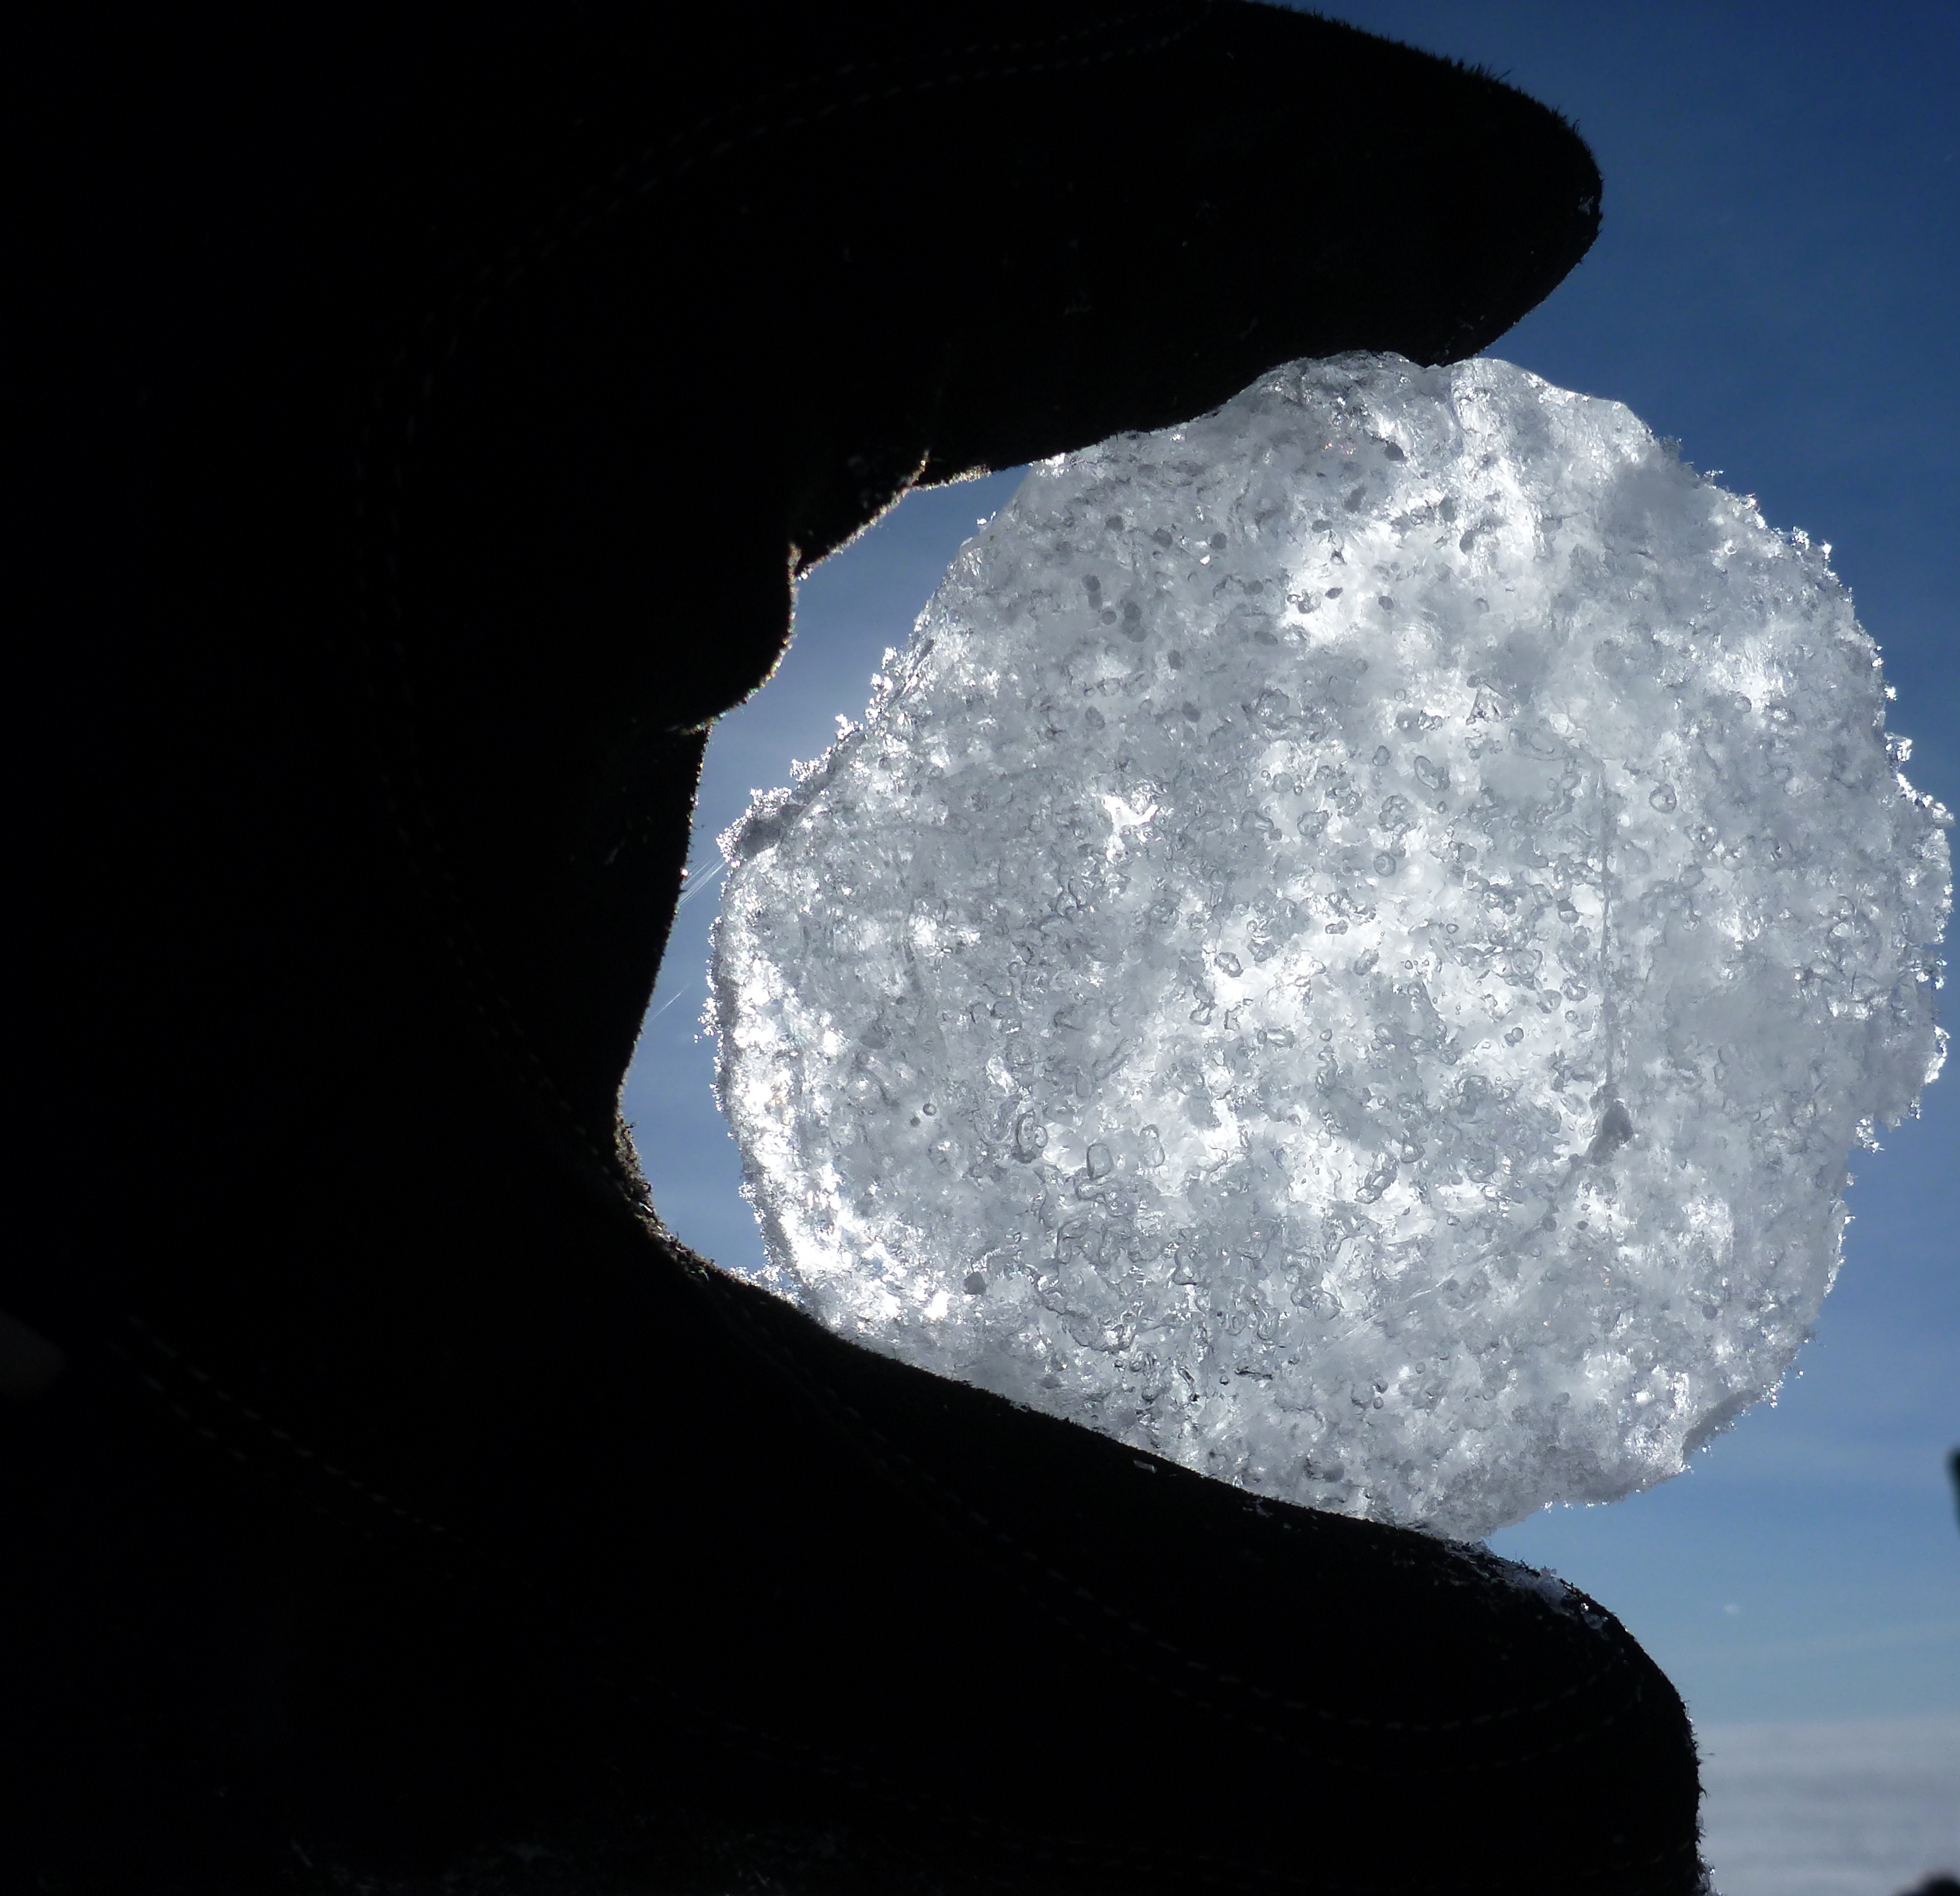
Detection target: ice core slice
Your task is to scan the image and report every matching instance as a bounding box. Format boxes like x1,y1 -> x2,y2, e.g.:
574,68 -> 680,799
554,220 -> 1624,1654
711,354 -> 1949,1540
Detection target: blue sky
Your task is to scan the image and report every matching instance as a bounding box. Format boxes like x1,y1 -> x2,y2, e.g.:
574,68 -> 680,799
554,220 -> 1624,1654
624,1 -> 1959,1725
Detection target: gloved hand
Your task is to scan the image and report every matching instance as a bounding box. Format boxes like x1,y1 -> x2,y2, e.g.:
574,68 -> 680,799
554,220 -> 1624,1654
6,6 -> 1702,1892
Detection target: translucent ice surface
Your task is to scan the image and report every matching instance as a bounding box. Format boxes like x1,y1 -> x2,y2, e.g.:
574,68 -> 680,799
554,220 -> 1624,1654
711,354 -> 1950,1539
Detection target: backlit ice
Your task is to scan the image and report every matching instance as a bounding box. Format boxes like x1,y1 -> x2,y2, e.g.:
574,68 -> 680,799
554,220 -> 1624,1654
711,355 -> 1949,1539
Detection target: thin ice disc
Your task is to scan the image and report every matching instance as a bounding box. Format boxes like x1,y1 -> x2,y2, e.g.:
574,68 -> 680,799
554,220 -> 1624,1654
711,354 -> 1948,1540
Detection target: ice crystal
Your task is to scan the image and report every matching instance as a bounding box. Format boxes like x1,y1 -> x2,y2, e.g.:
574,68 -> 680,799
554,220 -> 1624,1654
712,355 -> 1949,1538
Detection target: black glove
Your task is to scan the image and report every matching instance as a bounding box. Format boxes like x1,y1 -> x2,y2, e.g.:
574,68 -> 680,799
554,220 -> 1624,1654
6,4 -> 1703,1891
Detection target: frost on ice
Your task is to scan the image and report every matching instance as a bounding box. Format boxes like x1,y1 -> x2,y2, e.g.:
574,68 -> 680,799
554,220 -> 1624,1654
711,355 -> 1949,1540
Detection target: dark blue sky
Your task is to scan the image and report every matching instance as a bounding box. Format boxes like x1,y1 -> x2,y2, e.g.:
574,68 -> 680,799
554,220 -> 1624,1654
625,1 -> 1959,1723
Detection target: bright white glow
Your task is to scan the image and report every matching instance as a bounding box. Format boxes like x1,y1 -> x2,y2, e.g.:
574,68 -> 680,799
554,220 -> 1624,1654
711,355 -> 1949,1540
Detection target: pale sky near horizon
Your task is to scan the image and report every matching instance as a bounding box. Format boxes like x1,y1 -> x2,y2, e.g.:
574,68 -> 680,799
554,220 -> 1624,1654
625,0 -> 1959,1727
